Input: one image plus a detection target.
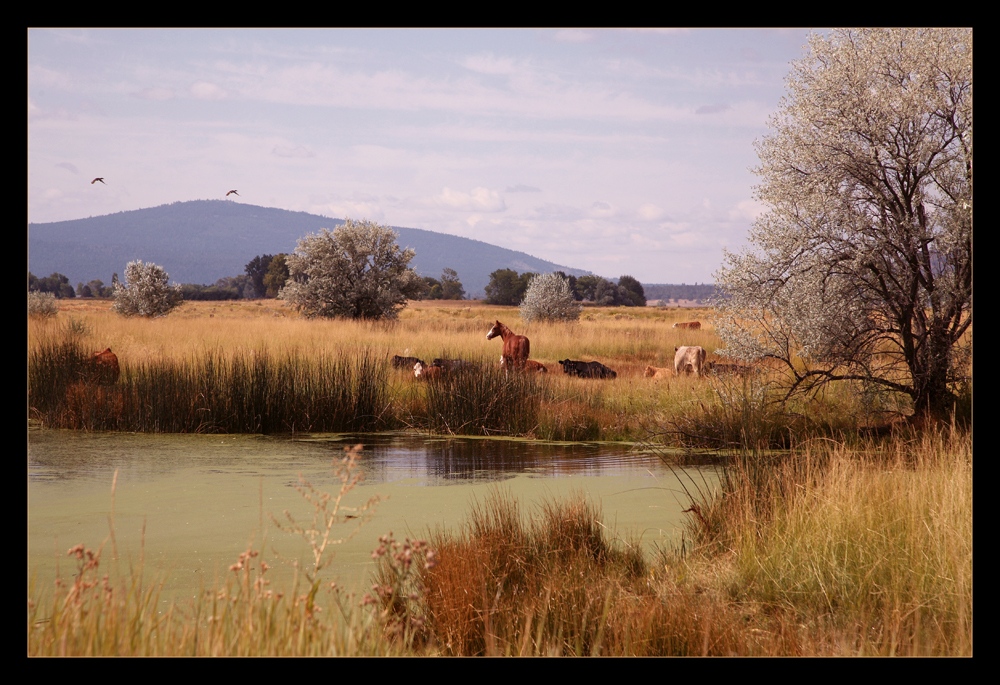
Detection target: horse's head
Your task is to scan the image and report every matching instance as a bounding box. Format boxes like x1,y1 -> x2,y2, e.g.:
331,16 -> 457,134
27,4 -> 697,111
486,320 -> 503,340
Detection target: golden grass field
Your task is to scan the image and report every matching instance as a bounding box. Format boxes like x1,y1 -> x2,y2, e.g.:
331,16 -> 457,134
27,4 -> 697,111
28,298 -> 971,655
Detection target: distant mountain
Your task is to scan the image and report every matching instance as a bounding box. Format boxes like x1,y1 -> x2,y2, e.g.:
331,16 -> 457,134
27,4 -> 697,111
27,200 -> 591,298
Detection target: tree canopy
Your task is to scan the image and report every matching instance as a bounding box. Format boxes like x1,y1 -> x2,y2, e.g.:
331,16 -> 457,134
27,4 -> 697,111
714,28 -> 972,420
279,219 -> 422,320
112,260 -> 183,317
519,272 -> 582,323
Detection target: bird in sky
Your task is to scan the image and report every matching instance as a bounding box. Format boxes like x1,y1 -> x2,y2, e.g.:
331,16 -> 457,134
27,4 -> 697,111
91,177 -> 106,185
226,190 -> 239,197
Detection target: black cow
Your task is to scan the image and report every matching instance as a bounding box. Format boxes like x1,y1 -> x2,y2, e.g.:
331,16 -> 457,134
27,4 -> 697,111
557,359 -> 617,379
392,355 -> 425,370
432,358 -> 472,371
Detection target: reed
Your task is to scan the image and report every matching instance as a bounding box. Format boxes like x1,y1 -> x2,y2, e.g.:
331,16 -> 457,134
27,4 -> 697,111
419,359 -> 541,436
29,338 -> 392,433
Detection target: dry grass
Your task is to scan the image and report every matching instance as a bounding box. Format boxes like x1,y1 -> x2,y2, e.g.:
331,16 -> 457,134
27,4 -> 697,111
31,300 -> 729,440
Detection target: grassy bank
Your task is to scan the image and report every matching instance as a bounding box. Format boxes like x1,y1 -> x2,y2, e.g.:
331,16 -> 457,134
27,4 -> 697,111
29,299 -> 911,442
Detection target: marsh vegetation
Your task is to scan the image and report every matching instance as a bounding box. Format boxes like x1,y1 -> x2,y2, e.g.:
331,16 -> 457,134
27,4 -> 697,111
28,299 -> 971,656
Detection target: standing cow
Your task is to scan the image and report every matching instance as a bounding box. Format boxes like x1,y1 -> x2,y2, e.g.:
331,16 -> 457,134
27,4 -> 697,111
674,346 -> 706,377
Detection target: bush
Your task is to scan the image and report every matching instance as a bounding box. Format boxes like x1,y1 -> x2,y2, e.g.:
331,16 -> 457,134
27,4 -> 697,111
280,220 -> 422,320
519,272 -> 581,323
112,260 -> 183,318
28,291 -> 58,319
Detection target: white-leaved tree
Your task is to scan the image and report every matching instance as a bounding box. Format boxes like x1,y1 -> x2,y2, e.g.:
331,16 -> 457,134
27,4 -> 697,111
279,219 -> 423,320
112,260 -> 183,317
519,272 -> 581,323
714,28 -> 971,420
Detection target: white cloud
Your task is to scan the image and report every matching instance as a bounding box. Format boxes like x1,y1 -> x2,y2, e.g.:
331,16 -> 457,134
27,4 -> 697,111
190,81 -> 227,100
137,87 -> 175,101
434,187 -> 506,212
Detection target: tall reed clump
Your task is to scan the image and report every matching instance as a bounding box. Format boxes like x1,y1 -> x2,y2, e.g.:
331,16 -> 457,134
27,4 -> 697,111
28,337 -> 392,433
723,427 -> 972,655
398,490 -> 801,656
420,361 -> 541,436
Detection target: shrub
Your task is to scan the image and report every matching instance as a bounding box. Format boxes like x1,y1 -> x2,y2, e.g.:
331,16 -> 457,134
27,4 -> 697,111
28,291 -> 58,319
112,260 -> 183,318
519,272 -> 581,323
279,219 -> 423,320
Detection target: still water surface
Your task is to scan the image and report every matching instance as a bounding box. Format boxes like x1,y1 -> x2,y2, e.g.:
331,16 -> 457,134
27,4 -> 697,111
28,429 -> 716,602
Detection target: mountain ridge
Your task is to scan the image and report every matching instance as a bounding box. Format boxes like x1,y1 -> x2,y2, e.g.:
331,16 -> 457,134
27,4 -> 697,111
28,200 -> 592,298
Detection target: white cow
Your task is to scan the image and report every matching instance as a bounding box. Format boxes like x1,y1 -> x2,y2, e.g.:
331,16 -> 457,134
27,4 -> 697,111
674,346 -> 707,377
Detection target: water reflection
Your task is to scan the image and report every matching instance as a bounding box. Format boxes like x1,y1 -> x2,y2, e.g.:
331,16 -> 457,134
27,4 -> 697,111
29,430 -> 665,487
28,429 -> 711,599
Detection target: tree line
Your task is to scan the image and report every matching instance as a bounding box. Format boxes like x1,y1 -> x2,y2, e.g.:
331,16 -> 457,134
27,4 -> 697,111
484,269 -> 646,307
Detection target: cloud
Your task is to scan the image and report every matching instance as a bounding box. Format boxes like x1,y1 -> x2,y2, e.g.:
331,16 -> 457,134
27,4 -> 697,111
589,201 -> 616,219
696,103 -> 731,115
271,144 -> 316,159
461,54 -> 519,75
434,187 -> 506,212
190,81 -> 227,100
505,184 -> 541,193
56,162 -> 79,175
637,203 -> 665,221
136,87 -> 175,101
553,30 -> 593,43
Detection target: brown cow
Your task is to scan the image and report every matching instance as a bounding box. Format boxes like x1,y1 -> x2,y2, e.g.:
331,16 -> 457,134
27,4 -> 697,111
644,365 -> 671,379
90,347 -> 120,384
674,346 -> 706,376
413,361 -> 444,380
672,321 -> 701,330
524,359 -> 547,373
486,320 -> 529,370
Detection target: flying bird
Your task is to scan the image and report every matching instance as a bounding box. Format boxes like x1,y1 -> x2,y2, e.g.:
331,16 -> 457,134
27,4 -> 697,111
91,177 -> 106,185
226,190 -> 239,197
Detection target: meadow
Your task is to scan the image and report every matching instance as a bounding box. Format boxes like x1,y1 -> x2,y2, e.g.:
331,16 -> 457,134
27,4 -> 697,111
27,298 -> 972,656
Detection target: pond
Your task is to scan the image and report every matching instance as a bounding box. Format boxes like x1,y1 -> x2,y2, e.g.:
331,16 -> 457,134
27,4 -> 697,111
28,429 -> 718,605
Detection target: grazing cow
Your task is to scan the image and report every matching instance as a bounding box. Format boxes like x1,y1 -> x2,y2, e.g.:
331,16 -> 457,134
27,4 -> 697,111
558,359 -> 617,379
413,361 -> 444,380
486,320 -> 530,370
644,365 -> 671,379
674,346 -> 707,377
706,361 -> 755,376
524,359 -> 548,373
672,321 -> 702,330
90,347 -> 120,384
392,355 -> 425,370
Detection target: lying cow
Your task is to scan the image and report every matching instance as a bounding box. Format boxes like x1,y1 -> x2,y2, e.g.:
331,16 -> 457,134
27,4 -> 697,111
558,359 -> 617,379
432,358 -> 471,372
672,321 -> 702,330
413,361 -> 445,380
392,354 -> 425,370
89,347 -> 120,384
643,365 -> 672,379
502,355 -> 547,373
674,346 -> 707,377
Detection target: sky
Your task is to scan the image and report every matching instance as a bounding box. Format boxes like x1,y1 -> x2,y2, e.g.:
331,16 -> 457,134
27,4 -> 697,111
28,28 -> 824,285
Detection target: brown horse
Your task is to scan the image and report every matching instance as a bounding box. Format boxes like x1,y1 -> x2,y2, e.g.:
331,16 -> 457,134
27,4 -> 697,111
486,320 -> 529,370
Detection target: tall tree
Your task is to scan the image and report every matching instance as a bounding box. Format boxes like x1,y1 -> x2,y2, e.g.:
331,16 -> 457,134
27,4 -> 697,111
440,268 -> 466,300
485,269 -> 530,306
279,220 -> 422,320
714,29 -> 972,420
262,254 -> 289,298
244,254 -> 274,299
617,275 -> 646,307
